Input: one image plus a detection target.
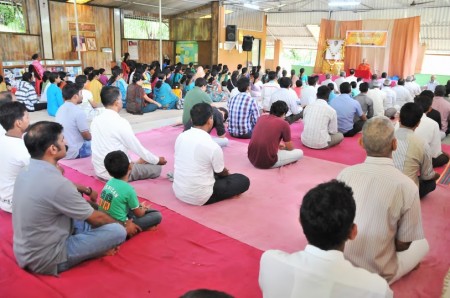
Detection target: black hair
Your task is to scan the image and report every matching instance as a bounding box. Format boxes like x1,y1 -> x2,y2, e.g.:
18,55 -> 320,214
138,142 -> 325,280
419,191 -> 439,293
397,79 -> 405,86
327,83 -> 334,91
88,72 -> 96,81
107,68 -> 123,85
359,82 -> 369,93
300,68 -> 305,74
339,82 -> 351,94
0,101 -> 27,131
279,77 -> 292,89
195,77 -> 207,87
180,289 -> 234,298
32,53 -> 39,60
99,68 -> 105,74
75,75 -> 88,85
282,69 -> 287,77
317,85 -> 331,100
371,74 -> 378,80
420,90 -> 434,100
191,103 -> 213,126
381,72 -> 387,78
132,71 -> 144,84
42,71 -> 51,82
268,71 -> 277,81
217,107 -> 228,122
400,102 -> 423,128
414,95 -> 433,113
24,121 -> 63,159
307,76 -> 316,86
58,71 -> 67,80
434,85 -> 445,97
104,150 -> 130,179
237,77 -> 250,92
253,72 -> 259,80
270,100 -> 289,117
62,82 -> 82,100
290,69 -> 296,76
0,91 -> 14,106
350,81 -> 357,89
349,69 -> 355,75
101,86 -> 121,107
123,52 -> 130,62
22,72 -> 32,82
237,64 -> 242,70
276,66 -> 281,71
155,72 -> 166,88
300,180 -> 356,250
295,80 -> 302,87
49,72 -> 59,83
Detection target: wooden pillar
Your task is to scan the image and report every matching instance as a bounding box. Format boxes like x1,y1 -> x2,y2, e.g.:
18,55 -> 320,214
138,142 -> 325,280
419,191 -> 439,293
273,39 -> 283,69
210,1 -> 219,65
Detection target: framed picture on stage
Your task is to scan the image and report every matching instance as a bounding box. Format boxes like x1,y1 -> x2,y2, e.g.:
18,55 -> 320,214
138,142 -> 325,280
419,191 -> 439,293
86,37 -> 97,51
72,36 -> 87,52
325,39 -> 344,60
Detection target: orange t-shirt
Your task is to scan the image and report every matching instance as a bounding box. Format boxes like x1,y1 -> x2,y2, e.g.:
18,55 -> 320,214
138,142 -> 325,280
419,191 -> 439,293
357,63 -> 371,72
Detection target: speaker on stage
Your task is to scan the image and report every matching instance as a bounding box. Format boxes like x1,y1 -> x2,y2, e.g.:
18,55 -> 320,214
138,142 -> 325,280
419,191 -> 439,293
226,25 -> 237,42
242,36 -> 254,51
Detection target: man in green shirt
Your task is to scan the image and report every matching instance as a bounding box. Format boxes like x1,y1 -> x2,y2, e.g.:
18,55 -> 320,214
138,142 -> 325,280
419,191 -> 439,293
182,78 -> 212,125
99,150 -> 162,234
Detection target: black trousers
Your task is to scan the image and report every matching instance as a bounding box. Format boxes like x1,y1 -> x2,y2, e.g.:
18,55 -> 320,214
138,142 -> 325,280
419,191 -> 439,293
230,131 -> 252,139
205,174 -> 250,205
419,179 -> 436,199
285,113 -> 302,125
432,153 -> 449,168
343,120 -> 365,137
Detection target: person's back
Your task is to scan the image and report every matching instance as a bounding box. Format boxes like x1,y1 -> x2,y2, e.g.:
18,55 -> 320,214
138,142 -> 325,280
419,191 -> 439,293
431,85 -> 450,134
259,180 -> 392,298
338,117 -> 428,283
15,74 -> 38,111
261,71 -> 280,111
392,80 -> 413,109
330,83 -> 365,135
182,78 -> 212,125
300,76 -> 318,106
354,83 -> 374,120
367,83 -> 386,117
269,77 -> 302,124
46,73 -> 64,116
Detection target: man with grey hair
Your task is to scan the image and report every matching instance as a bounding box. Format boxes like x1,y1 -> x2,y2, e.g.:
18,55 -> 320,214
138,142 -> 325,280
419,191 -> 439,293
338,116 -> 429,284
425,75 -> 439,92
320,73 -> 337,91
334,71 -> 347,89
405,76 -> 420,97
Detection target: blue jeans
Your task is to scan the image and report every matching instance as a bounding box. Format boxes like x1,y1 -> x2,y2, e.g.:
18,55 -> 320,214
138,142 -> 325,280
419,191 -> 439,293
143,103 -> 158,113
57,221 -> 126,273
76,140 -> 91,158
127,209 -> 162,230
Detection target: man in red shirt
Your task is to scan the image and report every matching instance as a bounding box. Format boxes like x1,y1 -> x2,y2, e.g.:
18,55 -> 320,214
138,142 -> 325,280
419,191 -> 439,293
248,101 -> 303,169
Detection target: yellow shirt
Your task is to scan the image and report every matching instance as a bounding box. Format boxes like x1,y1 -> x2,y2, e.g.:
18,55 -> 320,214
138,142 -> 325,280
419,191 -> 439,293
0,82 -> 7,92
88,79 -> 102,104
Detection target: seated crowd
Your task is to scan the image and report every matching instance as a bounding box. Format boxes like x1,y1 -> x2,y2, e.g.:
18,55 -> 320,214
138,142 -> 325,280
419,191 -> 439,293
0,58 -> 449,297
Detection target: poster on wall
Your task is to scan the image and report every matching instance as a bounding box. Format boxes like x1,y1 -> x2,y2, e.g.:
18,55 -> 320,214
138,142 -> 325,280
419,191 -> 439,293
346,31 -> 388,47
128,40 -> 139,60
175,41 -> 199,65
72,36 -> 87,52
325,39 -> 345,60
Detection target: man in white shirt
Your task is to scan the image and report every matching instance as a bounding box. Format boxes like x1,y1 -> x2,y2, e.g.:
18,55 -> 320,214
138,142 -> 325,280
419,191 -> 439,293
300,76 -> 317,106
425,75 -> 439,92
0,102 -> 30,213
91,86 -> 167,181
259,180 -> 392,298
335,71 -> 347,88
173,103 -> 250,206
269,77 -> 302,124
261,71 -> 280,112
367,81 -> 387,117
301,86 -> 343,149
392,79 -> 413,110
381,79 -> 397,118
346,69 -> 357,83
405,76 -> 421,97
321,73 -> 337,91
338,116 -> 429,284
414,95 -> 449,167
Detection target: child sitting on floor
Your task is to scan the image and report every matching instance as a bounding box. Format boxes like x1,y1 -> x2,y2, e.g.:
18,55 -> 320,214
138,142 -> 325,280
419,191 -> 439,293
99,150 -> 162,237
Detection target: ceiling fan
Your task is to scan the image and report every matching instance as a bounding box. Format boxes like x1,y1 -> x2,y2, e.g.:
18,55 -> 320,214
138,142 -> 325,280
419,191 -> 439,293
410,0 -> 434,6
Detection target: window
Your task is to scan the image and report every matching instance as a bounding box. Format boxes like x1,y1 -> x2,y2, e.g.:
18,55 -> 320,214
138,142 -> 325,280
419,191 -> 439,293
123,16 -> 169,40
0,0 -> 26,33
422,54 -> 450,75
265,46 -> 274,59
281,49 -> 317,67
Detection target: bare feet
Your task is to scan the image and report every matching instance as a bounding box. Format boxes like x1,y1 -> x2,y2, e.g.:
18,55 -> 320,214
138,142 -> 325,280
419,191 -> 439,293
104,246 -> 120,256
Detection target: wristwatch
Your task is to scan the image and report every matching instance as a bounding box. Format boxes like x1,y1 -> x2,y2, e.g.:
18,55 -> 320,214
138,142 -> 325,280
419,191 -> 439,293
85,186 -> 92,196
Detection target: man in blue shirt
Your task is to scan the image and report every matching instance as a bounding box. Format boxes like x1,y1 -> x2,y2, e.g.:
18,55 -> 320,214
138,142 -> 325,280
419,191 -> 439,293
330,82 -> 367,137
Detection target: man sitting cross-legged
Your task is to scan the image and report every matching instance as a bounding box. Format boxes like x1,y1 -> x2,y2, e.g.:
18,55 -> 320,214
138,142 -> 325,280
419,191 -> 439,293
13,121 -> 128,275
338,116 -> 429,284
91,86 -> 167,181
99,150 -> 162,237
259,180 -> 392,298
173,103 -> 250,206
248,100 -> 303,169
301,86 -> 343,149
0,102 -> 30,213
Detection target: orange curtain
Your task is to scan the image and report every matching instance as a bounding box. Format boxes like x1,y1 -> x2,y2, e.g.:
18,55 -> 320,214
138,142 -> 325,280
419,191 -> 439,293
339,20 -> 362,73
389,16 -> 420,78
314,19 -> 336,73
415,43 -> 426,74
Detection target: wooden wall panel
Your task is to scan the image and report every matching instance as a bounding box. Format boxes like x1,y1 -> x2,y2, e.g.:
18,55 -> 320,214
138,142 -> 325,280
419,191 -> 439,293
121,40 -> 174,64
26,0 -> 41,35
49,2 -> 113,63
198,41 -> 212,66
0,34 -> 40,60
170,19 -> 211,41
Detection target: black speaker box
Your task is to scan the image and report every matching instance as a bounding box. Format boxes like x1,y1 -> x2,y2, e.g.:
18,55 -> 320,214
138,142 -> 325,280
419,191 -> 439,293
226,25 -> 237,42
242,36 -> 253,51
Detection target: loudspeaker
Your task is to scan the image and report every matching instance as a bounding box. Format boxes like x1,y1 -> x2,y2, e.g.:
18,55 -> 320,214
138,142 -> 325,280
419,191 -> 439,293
226,25 -> 237,42
242,36 -> 254,51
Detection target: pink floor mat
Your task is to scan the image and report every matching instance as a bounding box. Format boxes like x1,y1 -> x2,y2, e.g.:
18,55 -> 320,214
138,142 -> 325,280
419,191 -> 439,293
59,125 -> 450,297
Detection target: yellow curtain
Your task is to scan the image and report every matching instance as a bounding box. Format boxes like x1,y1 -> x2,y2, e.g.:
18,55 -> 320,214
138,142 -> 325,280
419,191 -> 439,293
389,16 -> 421,78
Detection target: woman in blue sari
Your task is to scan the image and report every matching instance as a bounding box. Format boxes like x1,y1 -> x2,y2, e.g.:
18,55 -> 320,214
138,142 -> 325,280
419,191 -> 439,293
153,72 -> 179,109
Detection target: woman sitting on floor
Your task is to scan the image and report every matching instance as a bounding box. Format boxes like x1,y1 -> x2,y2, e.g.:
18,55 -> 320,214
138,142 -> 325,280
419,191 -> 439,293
153,72 -> 179,110
206,71 -> 227,102
126,71 -> 161,114
108,67 -> 128,107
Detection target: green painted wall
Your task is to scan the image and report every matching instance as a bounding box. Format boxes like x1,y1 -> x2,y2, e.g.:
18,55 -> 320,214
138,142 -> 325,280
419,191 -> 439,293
291,65 -> 314,76
414,74 -> 450,86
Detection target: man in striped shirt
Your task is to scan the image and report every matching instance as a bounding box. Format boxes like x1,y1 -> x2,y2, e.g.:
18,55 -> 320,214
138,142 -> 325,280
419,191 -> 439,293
228,77 -> 260,139
338,116 -> 429,284
15,72 -> 39,111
